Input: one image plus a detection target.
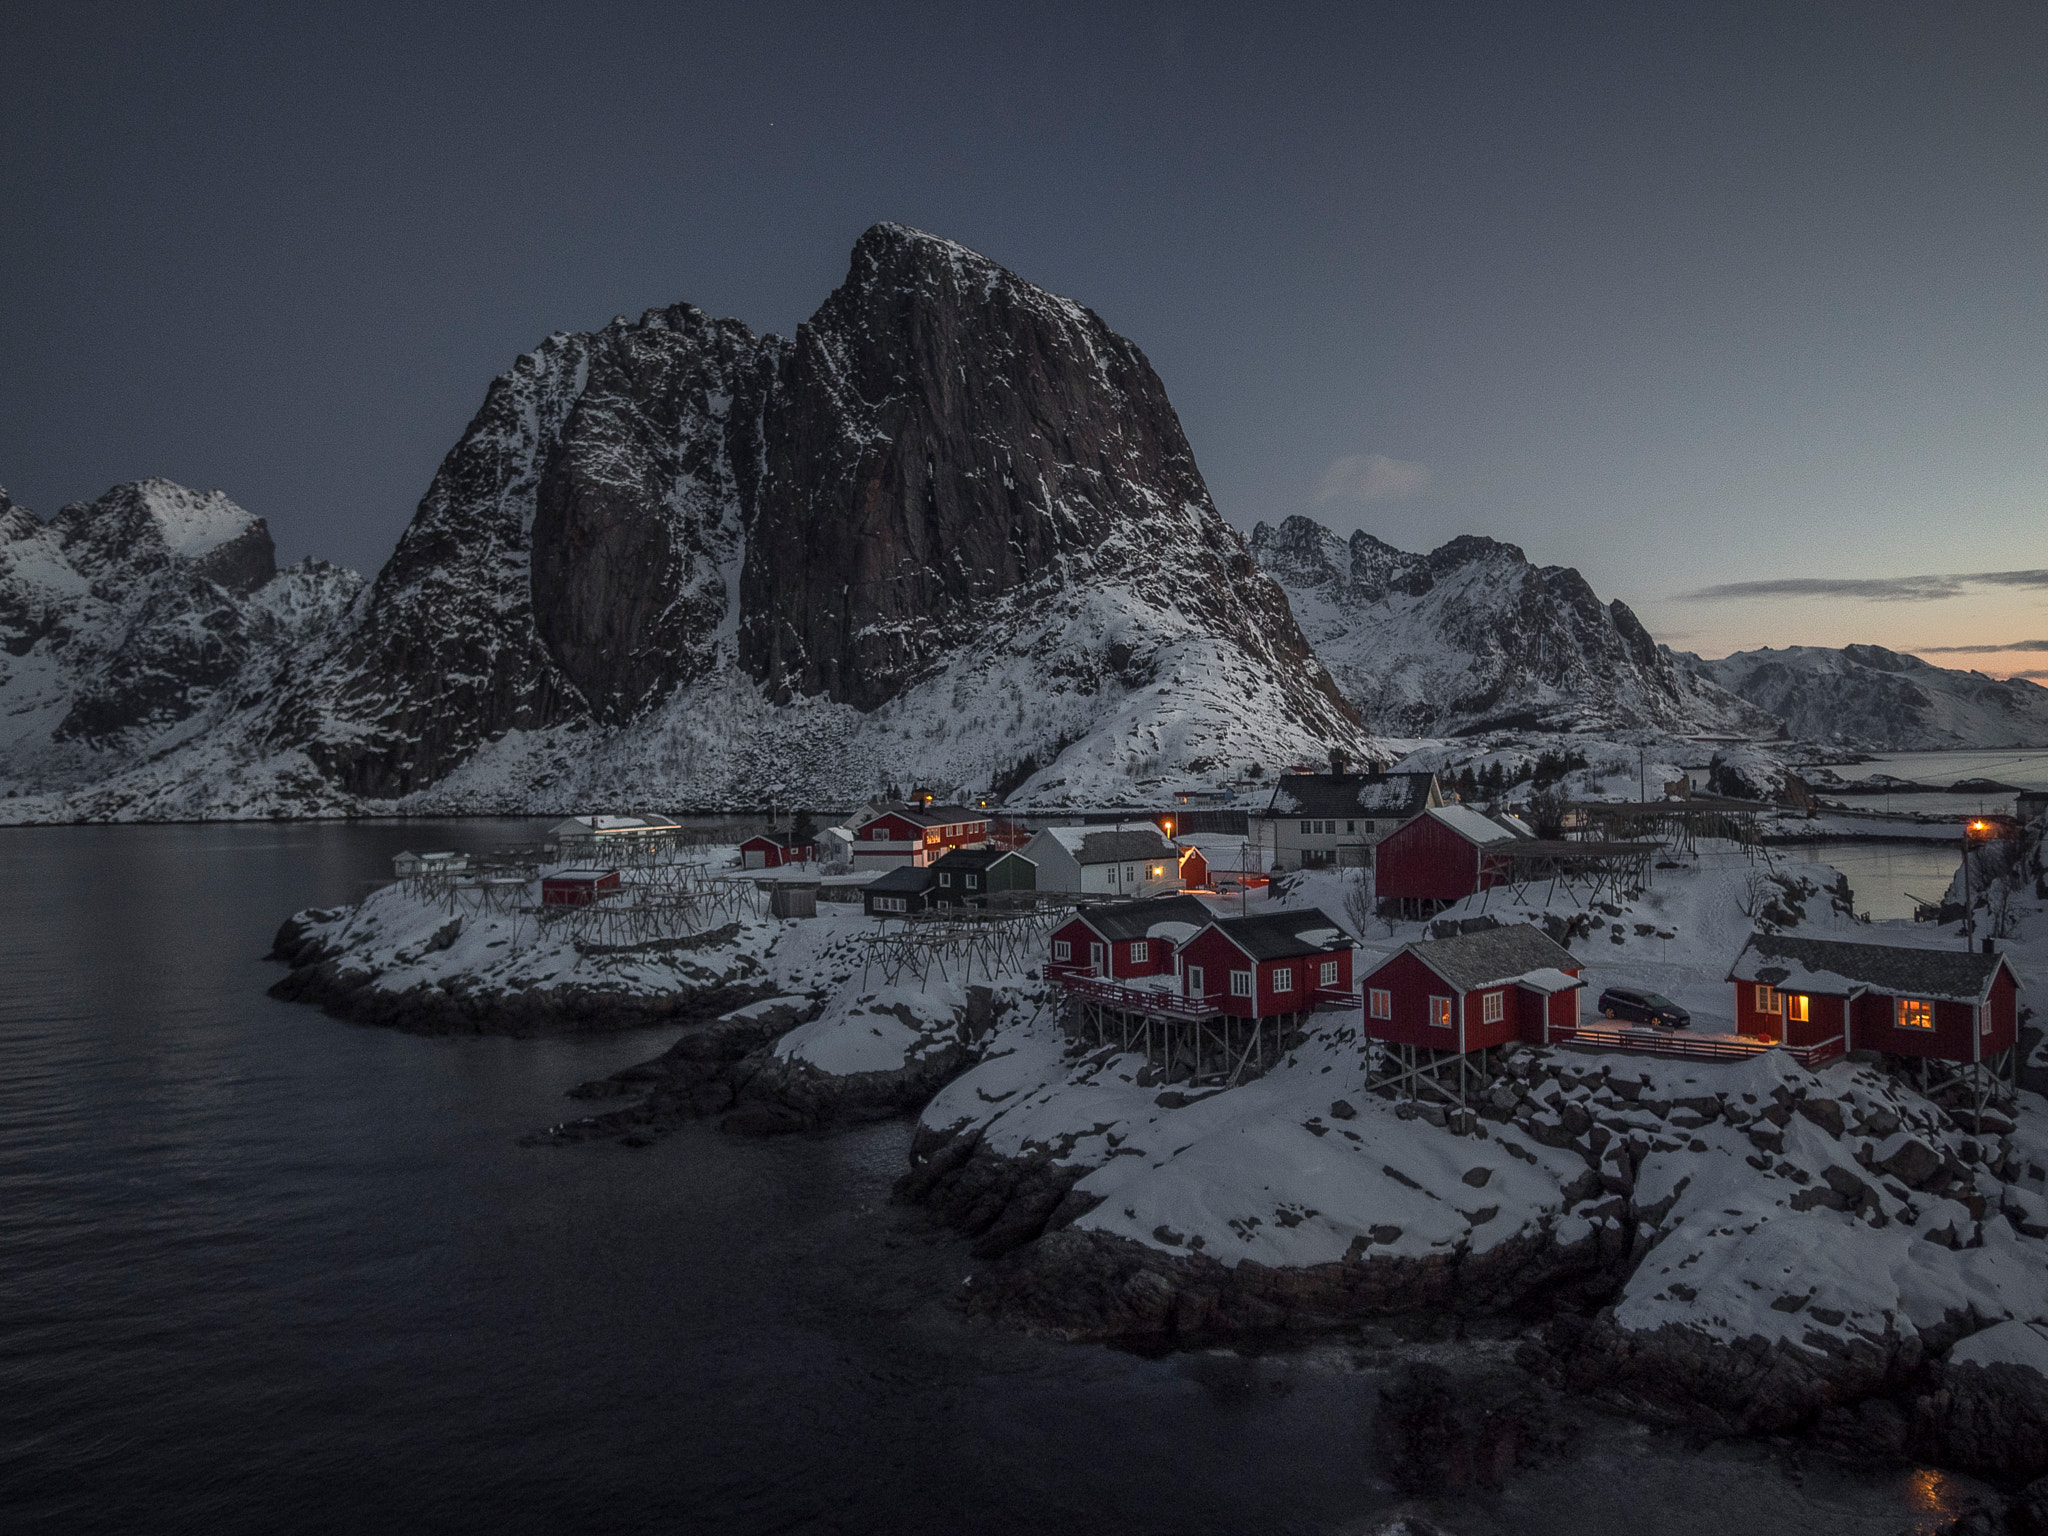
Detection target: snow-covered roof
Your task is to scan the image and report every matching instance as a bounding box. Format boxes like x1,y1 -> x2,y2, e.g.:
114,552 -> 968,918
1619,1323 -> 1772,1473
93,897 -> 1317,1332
1385,923 -> 1581,992
1511,966 -> 1585,996
1038,825 -> 1174,864
1425,803 -> 1520,845
552,814 -> 680,835
1205,907 -> 1353,961
867,864 -> 937,894
546,868 -> 617,881
1071,894 -> 1212,944
1727,932 -> 2017,1006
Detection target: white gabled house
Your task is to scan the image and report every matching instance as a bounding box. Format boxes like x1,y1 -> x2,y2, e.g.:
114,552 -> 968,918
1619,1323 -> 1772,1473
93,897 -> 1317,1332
1019,824 -> 1182,897
1259,771 -> 1443,872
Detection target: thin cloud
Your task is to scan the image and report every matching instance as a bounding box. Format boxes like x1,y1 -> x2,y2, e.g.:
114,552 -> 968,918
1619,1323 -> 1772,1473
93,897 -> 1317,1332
1676,569 -> 2048,602
1919,639 -> 2048,654
2010,669 -> 2048,681
1314,453 -> 1429,505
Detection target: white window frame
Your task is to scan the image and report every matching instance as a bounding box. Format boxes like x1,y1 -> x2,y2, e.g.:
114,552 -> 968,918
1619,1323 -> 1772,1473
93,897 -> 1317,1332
1321,960 -> 1340,988
965,874 -> 978,889
1052,939 -> 1071,962
1755,984 -> 1782,1015
1429,996 -> 1452,1029
1481,990 -> 1504,1024
1786,993 -> 1808,1023
1130,940 -> 1149,964
1300,820 -> 1312,833
1896,997 -> 1934,1031
1369,987 -> 1392,1020
938,872 -> 952,887
1273,967 -> 1294,993
1230,969 -> 1254,998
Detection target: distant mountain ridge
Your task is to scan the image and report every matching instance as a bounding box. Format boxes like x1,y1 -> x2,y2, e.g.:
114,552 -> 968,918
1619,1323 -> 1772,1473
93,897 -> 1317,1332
0,479 -> 361,796
1681,644 -> 2048,750
1249,515 -> 1775,739
3,226 -> 1370,820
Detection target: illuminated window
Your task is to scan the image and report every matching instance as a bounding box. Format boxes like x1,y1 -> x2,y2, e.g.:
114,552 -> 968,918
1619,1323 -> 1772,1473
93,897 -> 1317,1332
1321,961 -> 1341,988
1755,984 -> 1782,1015
1896,998 -> 1935,1031
1130,941 -> 1149,964
1429,996 -> 1452,1029
1369,987 -> 1392,1019
1482,990 -> 1504,1024
1274,967 -> 1294,993
1149,865 -> 1164,879
1231,969 -> 1254,997
1053,940 -> 1071,962
1786,994 -> 1808,1023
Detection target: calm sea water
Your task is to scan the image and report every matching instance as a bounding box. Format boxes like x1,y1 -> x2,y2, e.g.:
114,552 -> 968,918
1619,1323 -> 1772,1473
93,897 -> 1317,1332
1807,748 -> 2048,815
0,823 -> 1978,1534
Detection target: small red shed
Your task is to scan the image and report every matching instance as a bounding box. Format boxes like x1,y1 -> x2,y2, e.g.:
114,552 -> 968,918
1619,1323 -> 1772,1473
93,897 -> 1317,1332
1173,908 -> 1356,1019
1177,845 -> 1210,889
740,833 -> 815,869
1048,895 -> 1214,981
542,868 -> 621,907
1727,933 -> 2021,1063
1361,923 -> 1584,1054
1373,805 -> 1525,916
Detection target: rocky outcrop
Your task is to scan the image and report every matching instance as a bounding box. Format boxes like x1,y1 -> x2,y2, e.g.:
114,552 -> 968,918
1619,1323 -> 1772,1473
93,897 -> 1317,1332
1250,514 -> 1777,737
529,991 -> 983,1144
0,479 -> 361,792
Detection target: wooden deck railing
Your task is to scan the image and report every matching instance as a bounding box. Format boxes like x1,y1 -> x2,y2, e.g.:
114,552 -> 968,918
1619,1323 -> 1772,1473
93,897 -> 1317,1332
1559,1024 -> 1845,1068
1053,971 -> 1351,1019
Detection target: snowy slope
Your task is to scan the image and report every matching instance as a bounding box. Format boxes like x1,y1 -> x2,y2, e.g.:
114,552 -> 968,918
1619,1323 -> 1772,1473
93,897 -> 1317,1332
0,480 -> 362,800
1251,515 -> 1777,738
1684,644 -> 2048,751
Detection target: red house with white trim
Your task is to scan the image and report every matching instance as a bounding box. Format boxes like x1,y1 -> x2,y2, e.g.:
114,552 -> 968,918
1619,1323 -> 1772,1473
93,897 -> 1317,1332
1727,933 -> 2020,1063
1048,896 -> 1213,981
849,805 -> 992,870
1173,909 -> 1356,1019
1361,923 -> 1584,1054
1373,804 -> 1528,915
739,832 -> 815,869
542,868 -> 621,906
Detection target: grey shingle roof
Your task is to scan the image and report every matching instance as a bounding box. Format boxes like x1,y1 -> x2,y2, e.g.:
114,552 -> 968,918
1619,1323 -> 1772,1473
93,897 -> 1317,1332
1074,895 -> 1215,944
1728,933 -> 2015,1006
1074,829 -> 1175,864
1209,907 -> 1353,961
867,865 -> 937,894
1265,772 -> 1438,820
1402,924 -> 1581,991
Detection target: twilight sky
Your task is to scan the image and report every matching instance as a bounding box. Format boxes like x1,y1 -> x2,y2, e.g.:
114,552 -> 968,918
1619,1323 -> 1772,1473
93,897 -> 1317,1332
3,1 -> 2045,673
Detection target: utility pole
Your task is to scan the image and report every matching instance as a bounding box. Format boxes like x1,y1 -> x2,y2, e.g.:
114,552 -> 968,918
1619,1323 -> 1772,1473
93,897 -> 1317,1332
1638,743 -> 1647,804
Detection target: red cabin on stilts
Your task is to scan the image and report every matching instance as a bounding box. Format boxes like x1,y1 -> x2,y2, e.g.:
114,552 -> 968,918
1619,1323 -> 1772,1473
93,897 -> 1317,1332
1361,923 -> 1585,1053
542,868 -> 621,906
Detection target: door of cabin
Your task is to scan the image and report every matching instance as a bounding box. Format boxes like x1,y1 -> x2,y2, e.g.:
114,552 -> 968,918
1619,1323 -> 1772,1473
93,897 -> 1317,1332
1089,941 -> 1106,976
1187,964 -> 1205,998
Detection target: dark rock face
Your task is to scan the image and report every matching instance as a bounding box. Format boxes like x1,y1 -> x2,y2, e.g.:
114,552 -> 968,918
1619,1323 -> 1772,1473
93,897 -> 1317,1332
1250,514 -> 1776,737
276,223 -> 1357,801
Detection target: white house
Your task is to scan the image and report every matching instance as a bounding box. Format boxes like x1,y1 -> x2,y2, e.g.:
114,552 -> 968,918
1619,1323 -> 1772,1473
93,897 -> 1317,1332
1259,772 -> 1442,872
1019,824 -> 1182,897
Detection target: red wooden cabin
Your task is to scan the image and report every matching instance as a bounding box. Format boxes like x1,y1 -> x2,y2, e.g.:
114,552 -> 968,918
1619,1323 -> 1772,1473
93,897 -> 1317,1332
1361,924 -> 1584,1053
1048,896 -> 1213,981
542,868 -> 621,907
1176,845 -> 1210,889
739,833 -> 815,869
1727,933 -> 2021,1062
1373,805 -> 1526,915
850,805 -> 992,869
1173,909 -> 1355,1019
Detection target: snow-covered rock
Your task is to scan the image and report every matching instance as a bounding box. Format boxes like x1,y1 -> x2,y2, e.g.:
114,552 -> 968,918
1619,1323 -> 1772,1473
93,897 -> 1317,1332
1681,643 -> 2048,751
1250,515 -> 1776,738
0,479 -> 362,798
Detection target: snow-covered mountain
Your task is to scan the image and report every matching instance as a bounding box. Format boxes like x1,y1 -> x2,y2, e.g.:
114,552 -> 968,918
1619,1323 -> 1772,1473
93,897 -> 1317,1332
1682,644 -> 2048,750
0,480 -> 361,798
1249,515 -> 1775,738
5,226 -> 1371,821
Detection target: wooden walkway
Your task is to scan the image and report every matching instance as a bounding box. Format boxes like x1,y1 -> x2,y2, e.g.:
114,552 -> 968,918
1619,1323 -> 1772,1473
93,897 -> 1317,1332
1562,1023 -> 1845,1068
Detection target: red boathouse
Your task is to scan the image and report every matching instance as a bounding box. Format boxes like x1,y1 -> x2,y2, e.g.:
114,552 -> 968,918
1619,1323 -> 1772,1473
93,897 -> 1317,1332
1361,923 -> 1585,1054
542,868 -> 621,907
1047,896 -> 1213,981
1726,933 -> 2020,1064
739,832 -> 816,869
1173,909 -> 1356,1019
1372,805 -> 1526,917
